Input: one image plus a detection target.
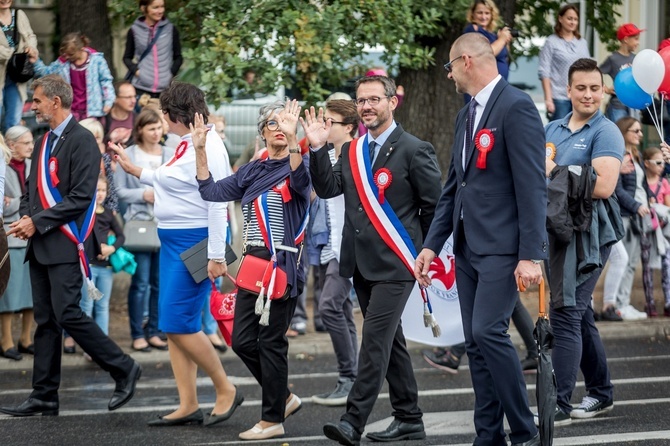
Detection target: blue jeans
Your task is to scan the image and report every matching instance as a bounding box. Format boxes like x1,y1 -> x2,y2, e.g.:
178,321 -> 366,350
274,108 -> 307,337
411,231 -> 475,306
127,250 -> 160,339
1,77 -> 24,131
550,246 -> 614,413
80,266 -> 114,335
550,99 -> 572,122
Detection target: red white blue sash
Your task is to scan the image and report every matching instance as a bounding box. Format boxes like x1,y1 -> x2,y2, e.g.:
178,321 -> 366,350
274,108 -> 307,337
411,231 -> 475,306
252,186 -> 308,325
36,132 -> 97,281
350,136 -> 440,335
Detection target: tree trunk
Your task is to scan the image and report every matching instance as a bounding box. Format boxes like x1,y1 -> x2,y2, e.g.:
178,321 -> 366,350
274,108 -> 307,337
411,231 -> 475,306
58,0 -> 115,77
395,28 -> 463,180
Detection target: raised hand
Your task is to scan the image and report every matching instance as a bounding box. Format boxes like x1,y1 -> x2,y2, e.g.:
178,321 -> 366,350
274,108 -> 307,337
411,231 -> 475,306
189,113 -> 209,151
299,106 -> 331,149
274,99 -> 301,138
108,141 -> 142,178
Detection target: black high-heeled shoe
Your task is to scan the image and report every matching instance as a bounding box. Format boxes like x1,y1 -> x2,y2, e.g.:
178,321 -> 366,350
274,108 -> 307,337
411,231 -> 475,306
18,342 -> 35,355
147,409 -> 203,426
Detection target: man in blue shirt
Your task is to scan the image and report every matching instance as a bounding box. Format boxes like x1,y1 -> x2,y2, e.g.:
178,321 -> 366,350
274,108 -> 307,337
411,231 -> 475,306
544,58 -> 623,425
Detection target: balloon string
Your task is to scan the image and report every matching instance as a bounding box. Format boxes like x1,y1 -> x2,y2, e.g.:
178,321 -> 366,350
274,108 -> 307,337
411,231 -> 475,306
647,101 -> 662,141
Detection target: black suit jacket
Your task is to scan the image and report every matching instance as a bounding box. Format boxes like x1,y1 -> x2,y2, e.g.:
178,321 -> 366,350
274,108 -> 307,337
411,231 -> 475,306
310,123 -> 442,281
424,78 -> 548,260
20,116 -> 101,265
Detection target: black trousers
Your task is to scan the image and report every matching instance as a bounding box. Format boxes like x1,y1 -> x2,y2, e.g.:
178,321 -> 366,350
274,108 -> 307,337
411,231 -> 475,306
29,260 -> 134,402
341,268 -> 422,433
232,287 -> 299,422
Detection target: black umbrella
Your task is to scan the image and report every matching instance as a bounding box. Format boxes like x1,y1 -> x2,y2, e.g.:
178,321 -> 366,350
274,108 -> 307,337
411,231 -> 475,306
530,279 -> 556,446
519,278 -> 555,445
0,227 -> 10,298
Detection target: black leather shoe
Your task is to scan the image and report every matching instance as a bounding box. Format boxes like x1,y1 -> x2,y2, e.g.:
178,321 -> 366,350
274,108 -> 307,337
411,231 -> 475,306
17,342 -> 35,355
512,432 -> 540,446
323,420 -> 361,446
147,409 -> 203,426
0,398 -> 59,417
109,361 -> 142,411
366,419 -> 426,442
0,347 -> 23,361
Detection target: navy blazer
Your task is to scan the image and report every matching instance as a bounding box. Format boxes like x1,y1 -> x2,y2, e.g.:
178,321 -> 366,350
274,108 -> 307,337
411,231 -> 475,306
20,117 -> 101,265
310,123 -> 442,281
424,78 -> 548,260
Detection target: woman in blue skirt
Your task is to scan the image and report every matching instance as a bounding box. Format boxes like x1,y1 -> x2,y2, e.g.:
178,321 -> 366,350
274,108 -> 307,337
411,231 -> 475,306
110,82 -> 242,427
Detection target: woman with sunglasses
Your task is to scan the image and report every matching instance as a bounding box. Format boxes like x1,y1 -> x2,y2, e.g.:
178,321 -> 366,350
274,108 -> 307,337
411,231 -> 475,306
193,99 -> 310,441
607,117 -> 649,321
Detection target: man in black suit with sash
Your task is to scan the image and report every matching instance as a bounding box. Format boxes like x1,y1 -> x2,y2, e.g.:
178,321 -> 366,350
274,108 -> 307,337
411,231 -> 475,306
304,75 -> 442,445
1,75 -> 140,417
415,33 -> 546,446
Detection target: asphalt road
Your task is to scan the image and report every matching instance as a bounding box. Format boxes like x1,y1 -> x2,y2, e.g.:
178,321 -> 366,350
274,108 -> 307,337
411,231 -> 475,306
1,335 -> 669,446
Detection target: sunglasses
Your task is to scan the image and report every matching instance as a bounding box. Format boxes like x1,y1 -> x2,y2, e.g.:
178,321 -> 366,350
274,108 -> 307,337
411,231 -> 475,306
648,160 -> 664,166
443,55 -> 463,74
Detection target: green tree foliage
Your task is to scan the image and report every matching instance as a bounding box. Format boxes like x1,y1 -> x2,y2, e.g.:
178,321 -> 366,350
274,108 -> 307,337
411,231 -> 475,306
109,0 -> 623,170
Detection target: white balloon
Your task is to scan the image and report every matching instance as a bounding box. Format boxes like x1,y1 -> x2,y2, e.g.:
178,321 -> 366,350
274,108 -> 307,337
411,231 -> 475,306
632,49 -> 666,94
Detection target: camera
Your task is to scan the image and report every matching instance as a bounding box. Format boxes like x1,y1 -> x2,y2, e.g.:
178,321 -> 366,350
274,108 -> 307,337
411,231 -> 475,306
504,24 -> 520,38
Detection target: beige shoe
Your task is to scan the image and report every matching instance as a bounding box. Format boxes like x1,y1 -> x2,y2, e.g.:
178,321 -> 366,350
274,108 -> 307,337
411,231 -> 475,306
239,423 -> 284,440
284,394 -> 302,419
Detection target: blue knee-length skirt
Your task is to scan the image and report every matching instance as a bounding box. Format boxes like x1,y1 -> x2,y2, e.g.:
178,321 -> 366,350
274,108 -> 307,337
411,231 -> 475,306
157,227 -> 210,334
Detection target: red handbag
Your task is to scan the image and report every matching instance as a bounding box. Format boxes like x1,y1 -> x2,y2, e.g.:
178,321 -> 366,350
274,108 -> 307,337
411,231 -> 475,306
210,276 -> 236,346
236,253 -> 288,300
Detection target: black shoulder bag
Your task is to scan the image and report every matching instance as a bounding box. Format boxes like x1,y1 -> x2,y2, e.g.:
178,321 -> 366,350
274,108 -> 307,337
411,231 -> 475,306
6,10 -> 34,84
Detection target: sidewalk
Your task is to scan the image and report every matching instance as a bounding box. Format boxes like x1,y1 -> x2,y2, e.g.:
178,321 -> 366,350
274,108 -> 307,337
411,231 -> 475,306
1,276 -> 669,372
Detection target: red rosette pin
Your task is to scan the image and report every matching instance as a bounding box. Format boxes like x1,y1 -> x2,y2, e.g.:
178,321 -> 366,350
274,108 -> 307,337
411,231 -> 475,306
474,129 -> 494,169
374,168 -> 392,204
48,157 -> 60,187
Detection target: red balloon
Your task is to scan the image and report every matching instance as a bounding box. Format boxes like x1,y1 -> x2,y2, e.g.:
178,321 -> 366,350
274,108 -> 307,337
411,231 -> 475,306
659,47 -> 670,96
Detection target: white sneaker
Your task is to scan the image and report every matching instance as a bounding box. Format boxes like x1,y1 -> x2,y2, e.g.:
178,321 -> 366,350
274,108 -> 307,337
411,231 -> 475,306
619,305 -> 647,321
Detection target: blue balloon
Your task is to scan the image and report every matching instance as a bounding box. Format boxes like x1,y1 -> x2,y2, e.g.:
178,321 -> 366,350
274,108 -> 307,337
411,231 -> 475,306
614,67 -> 653,110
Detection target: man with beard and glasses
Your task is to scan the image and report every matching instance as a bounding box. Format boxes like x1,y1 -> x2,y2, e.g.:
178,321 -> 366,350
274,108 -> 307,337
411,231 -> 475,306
0,75 -> 141,417
303,75 -> 441,445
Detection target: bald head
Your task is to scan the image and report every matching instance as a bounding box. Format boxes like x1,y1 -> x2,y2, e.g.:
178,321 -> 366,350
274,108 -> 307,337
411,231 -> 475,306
450,33 -> 496,64
447,33 -> 499,96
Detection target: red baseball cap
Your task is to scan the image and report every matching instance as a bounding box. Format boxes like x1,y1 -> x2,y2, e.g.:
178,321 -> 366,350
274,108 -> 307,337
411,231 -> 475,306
617,23 -> 645,41
660,38 -> 670,52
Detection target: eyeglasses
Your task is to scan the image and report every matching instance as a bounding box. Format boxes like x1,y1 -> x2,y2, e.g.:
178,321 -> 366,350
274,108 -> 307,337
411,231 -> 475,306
327,119 -> 348,126
353,96 -> 389,107
628,128 -> 643,134
16,140 -> 34,146
649,160 -> 664,166
265,120 -> 279,131
443,55 -> 464,74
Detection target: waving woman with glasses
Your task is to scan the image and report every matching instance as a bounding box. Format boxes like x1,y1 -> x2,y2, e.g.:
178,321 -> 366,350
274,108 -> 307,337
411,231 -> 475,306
194,99 -> 311,441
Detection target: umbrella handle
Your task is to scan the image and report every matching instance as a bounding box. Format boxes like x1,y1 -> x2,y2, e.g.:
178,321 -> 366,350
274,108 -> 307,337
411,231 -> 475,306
517,277 -> 547,318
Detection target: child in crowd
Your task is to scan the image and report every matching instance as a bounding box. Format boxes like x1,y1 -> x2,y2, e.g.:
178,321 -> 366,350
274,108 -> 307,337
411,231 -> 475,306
80,176 -> 126,339
641,148 -> 670,317
600,23 -> 644,124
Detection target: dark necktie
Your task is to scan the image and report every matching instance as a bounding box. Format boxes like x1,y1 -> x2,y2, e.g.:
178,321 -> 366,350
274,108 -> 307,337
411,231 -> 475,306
465,98 -> 477,162
368,141 -> 377,163
47,131 -> 57,154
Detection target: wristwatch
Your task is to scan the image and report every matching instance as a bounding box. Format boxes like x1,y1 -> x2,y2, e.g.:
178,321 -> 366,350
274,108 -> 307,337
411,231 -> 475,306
288,147 -> 301,154
530,259 -> 542,264
211,258 -> 227,264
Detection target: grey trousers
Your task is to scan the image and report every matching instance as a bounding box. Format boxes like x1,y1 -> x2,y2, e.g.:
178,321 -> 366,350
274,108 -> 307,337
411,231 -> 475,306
317,259 -> 357,379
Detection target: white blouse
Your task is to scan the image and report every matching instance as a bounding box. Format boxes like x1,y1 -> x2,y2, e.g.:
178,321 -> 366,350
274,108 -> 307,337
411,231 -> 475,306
140,129 -> 231,259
